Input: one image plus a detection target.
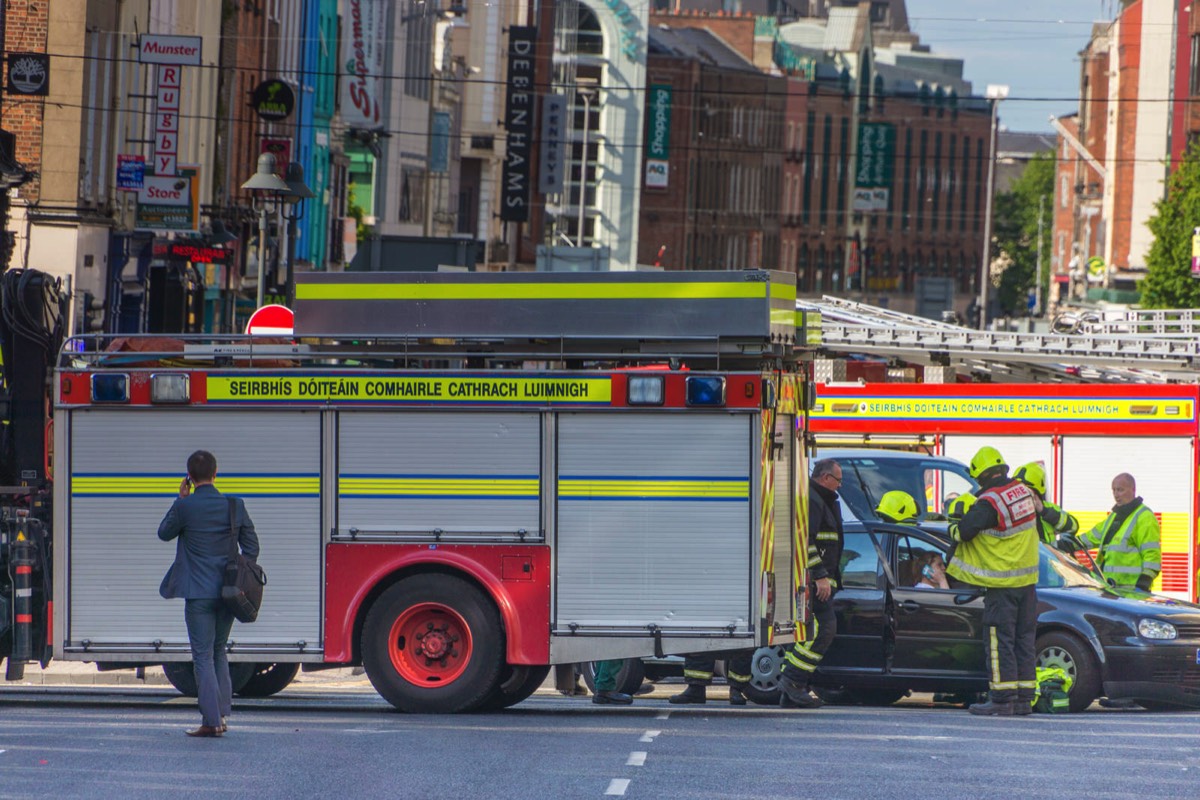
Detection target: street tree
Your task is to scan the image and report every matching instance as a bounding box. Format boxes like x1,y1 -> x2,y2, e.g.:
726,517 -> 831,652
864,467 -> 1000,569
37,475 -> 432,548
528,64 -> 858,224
991,151 -> 1054,316
1139,142 -> 1200,308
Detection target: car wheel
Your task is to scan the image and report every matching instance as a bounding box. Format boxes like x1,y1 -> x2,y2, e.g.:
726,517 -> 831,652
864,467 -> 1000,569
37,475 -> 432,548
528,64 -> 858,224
476,664 -> 552,711
1036,631 -> 1100,713
235,662 -> 300,697
580,658 -> 645,696
361,574 -> 505,713
162,661 -> 255,697
738,646 -> 785,706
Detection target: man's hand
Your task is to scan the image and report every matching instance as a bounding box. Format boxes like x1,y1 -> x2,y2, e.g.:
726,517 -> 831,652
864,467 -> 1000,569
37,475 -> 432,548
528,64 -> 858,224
815,577 -> 832,602
178,477 -> 192,498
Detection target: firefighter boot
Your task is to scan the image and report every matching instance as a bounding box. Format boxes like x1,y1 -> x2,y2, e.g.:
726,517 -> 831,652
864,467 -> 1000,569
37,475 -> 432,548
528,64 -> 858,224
669,684 -> 707,704
728,686 -> 747,706
968,699 -> 1015,717
779,676 -> 824,709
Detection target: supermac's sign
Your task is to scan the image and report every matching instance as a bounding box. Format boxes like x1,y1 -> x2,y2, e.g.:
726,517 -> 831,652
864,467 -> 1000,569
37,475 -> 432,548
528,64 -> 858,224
138,35 -> 202,66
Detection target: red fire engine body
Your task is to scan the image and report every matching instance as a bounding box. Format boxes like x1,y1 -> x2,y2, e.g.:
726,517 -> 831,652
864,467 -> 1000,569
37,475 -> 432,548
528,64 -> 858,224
1,270 -> 813,713
810,381 -> 1198,600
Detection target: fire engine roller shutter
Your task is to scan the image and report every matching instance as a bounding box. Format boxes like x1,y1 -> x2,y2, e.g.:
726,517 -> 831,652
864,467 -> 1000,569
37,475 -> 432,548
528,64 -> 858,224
336,411 -> 540,539
556,413 -> 753,631
1061,436 -> 1194,599
66,409 -> 321,649
943,436 -> 1055,497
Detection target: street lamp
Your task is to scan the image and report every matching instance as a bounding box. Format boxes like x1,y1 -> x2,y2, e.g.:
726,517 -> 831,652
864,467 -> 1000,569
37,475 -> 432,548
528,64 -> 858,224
280,161 -> 314,306
240,152 -> 289,309
977,84 -> 1008,330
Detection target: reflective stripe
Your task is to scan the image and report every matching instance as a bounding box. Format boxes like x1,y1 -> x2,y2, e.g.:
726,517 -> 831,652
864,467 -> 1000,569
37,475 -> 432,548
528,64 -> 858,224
559,476 -> 749,502
977,518 -> 1038,540
950,560 -> 1039,581
1016,680 -> 1038,689
815,531 -> 839,540
1104,565 -> 1144,575
784,651 -> 817,672
683,669 -> 713,680
991,680 -> 1020,690
791,643 -> 822,661
727,670 -> 753,683
341,475 -> 538,499
988,626 -> 1001,685
72,474 -> 319,498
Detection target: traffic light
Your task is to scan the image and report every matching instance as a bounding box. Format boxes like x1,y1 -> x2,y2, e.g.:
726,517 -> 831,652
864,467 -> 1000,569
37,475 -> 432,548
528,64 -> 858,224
81,291 -> 105,333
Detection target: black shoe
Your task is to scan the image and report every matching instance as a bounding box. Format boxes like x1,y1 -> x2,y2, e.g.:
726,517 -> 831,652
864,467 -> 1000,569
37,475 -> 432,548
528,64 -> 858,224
1099,697 -> 1141,710
728,687 -> 747,706
1013,702 -> 1033,716
669,685 -> 707,704
968,700 -> 1014,717
780,690 -> 823,709
634,682 -> 655,696
592,690 -> 633,705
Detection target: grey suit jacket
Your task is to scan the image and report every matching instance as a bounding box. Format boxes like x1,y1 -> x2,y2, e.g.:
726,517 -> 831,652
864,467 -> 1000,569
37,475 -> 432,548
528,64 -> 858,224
158,484 -> 260,600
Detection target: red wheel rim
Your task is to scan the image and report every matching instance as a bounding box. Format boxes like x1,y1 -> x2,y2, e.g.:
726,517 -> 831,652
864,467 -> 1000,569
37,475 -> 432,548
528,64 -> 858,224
388,602 -> 475,687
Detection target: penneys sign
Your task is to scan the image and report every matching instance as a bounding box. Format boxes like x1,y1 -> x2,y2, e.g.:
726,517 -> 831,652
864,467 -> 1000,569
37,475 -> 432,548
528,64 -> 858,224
500,26 -> 536,222
341,0 -> 385,129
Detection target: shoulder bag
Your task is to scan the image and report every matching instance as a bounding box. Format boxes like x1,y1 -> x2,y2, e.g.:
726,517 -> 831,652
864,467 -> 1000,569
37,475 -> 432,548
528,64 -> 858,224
222,497 -> 266,623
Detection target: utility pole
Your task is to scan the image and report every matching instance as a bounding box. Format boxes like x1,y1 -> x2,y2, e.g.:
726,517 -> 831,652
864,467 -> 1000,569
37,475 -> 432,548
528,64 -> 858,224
1036,194 -> 1045,316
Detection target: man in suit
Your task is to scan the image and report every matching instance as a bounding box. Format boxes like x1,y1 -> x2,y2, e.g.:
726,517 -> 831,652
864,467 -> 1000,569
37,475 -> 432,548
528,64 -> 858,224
159,450 -> 259,738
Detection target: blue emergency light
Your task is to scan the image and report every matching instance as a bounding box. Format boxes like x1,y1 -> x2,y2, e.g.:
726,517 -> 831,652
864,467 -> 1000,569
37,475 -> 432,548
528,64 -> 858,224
685,376 -> 726,406
90,373 -> 129,403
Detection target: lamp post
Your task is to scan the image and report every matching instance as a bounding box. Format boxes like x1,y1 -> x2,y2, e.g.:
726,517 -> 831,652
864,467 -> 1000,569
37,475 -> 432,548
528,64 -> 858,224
280,161 -> 315,306
977,84 -> 1008,330
208,219 -> 239,332
240,153 -> 289,309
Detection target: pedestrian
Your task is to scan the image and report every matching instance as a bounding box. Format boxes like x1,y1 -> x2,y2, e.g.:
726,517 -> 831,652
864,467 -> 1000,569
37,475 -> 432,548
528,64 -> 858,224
669,651 -> 753,706
945,446 -> 1042,716
875,490 -> 920,525
158,450 -> 259,737
779,458 -> 845,709
1013,462 -> 1079,545
1066,472 -> 1160,592
591,660 -> 633,705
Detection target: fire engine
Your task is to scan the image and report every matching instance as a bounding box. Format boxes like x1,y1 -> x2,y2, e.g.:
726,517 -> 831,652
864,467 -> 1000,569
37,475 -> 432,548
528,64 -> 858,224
0,268 -> 811,713
804,297 -> 1200,602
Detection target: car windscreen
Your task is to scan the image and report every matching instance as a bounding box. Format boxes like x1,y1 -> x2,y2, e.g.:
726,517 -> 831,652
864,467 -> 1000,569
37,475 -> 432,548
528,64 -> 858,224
1039,544 -> 1107,589
836,456 -> 977,522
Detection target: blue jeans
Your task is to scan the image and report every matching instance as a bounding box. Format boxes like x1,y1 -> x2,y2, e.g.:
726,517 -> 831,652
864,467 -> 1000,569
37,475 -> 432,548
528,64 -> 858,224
184,598 -> 235,727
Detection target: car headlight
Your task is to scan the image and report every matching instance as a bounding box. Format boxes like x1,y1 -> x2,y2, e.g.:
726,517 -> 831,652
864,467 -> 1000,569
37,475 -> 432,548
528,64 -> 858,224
1138,618 -> 1178,640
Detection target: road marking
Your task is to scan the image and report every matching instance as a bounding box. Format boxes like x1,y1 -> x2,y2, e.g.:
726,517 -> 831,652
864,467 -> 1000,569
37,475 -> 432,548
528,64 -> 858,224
605,778 -> 630,796
626,751 -> 647,766
639,730 -> 661,743
655,710 -> 671,720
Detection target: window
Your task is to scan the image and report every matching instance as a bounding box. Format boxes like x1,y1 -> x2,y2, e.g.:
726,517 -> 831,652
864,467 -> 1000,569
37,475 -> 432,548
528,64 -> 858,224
1191,34 -> 1200,95
840,532 -> 882,588
826,454 -> 977,522
897,535 -> 949,588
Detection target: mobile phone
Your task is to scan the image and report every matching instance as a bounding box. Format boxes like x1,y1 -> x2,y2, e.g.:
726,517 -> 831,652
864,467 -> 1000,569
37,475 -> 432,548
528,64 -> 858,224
184,476 -> 193,487
922,565 -> 936,580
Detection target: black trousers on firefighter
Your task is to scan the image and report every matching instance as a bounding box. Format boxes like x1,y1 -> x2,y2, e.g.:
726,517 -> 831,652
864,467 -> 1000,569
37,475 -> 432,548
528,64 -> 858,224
781,595 -> 836,687
683,650 -> 754,688
982,584 -> 1038,705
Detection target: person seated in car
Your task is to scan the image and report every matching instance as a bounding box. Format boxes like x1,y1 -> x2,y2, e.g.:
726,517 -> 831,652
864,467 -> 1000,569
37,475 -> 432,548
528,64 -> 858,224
876,491 -> 920,525
913,552 -> 950,590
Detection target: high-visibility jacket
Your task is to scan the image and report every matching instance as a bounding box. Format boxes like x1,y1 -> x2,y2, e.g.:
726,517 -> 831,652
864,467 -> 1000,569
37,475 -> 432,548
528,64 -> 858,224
947,478 -> 1040,588
1036,501 -> 1078,545
1080,500 -> 1161,587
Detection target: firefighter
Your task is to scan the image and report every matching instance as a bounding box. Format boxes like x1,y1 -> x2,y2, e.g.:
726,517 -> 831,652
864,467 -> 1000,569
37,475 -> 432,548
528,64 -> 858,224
1013,462 -> 1079,545
946,446 -> 1042,717
779,458 -> 845,709
876,490 -> 920,524
669,651 -> 754,705
1061,472 -> 1160,592
947,492 -> 976,522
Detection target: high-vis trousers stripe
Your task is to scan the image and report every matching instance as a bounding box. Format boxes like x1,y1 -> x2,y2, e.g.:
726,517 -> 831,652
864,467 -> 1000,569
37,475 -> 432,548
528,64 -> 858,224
782,597 -> 836,686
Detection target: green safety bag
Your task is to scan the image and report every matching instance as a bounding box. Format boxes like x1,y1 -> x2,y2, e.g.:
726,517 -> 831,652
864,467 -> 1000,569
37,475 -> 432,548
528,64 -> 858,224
1032,666 -> 1073,714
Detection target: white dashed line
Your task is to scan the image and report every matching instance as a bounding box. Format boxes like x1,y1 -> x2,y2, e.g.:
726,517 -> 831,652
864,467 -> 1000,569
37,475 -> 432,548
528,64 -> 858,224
626,751 -> 647,766
655,710 -> 671,720
639,729 -> 661,743
605,778 -> 631,796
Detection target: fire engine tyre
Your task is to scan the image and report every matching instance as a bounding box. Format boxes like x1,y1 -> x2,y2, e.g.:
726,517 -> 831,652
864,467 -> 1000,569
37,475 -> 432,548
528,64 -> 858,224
235,662 -> 300,698
737,645 -> 785,706
361,575 -> 505,714
1036,631 -> 1100,714
476,664 -> 552,711
161,661 -> 256,698
579,658 -> 645,696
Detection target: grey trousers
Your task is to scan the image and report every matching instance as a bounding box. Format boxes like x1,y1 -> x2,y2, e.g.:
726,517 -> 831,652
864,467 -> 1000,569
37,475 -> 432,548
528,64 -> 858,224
184,598 -> 235,727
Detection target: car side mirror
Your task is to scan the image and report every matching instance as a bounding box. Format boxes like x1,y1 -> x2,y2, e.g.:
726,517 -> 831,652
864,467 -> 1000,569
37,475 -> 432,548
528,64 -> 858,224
954,591 -> 983,605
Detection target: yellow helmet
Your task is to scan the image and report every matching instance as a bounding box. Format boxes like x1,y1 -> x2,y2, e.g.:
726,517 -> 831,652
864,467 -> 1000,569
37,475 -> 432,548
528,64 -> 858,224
948,492 -> 977,521
876,490 -> 919,523
1014,462 -> 1047,496
969,446 -> 1006,480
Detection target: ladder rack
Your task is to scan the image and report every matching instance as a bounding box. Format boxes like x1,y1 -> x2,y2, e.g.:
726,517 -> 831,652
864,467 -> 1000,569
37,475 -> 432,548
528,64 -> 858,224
1051,307 -> 1200,337
802,297 -> 1200,384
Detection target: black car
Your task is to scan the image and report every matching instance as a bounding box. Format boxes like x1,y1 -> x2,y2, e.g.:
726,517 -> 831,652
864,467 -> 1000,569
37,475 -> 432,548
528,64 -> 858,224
815,521 -> 1200,711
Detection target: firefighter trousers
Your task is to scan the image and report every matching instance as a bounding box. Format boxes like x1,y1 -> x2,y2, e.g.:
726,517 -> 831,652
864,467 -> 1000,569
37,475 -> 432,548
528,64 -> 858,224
982,585 -> 1038,705
781,595 -> 836,688
683,650 -> 754,688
